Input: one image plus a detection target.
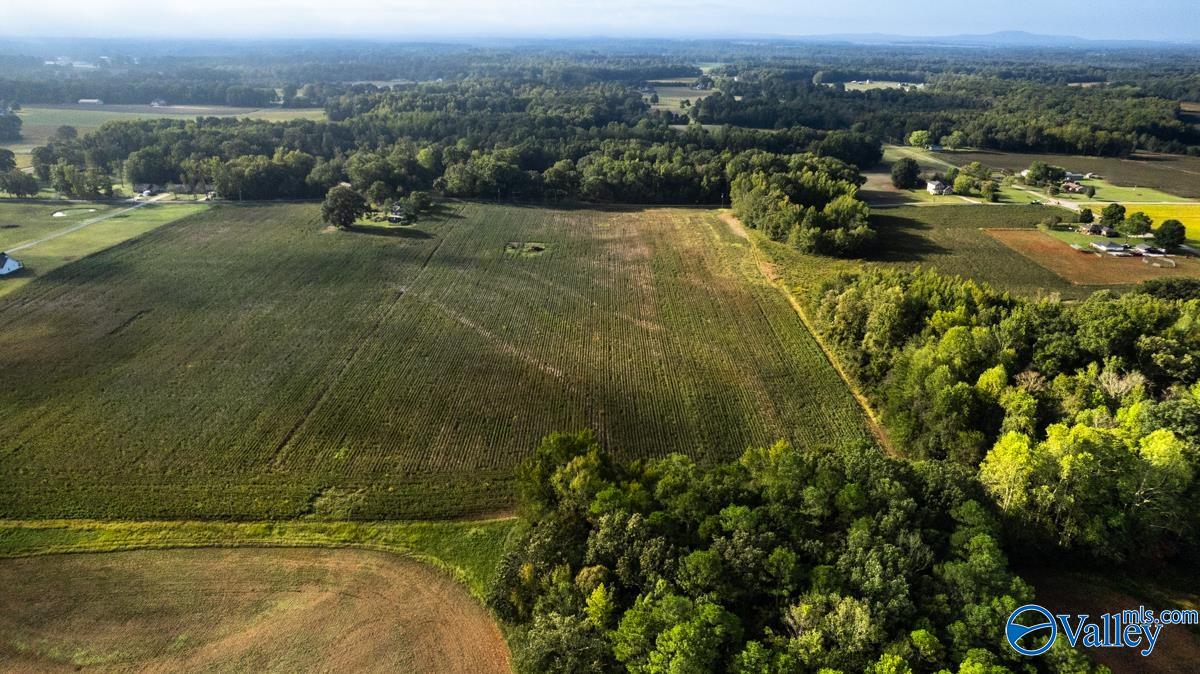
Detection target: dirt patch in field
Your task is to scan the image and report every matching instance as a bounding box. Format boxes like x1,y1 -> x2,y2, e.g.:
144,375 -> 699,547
985,228 -> 1200,285
0,548 -> 510,673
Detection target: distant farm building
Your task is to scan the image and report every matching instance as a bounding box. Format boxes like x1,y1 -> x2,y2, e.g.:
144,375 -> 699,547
1091,242 -> 1132,255
77,98 -> 104,105
0,253 -> 23,276
1061,180 -> 1087,193
926,180 -> 953,195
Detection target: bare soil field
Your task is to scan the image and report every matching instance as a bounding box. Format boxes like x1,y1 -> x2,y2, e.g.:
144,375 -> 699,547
985,228 -> 1200,285
0,547 -> 510,673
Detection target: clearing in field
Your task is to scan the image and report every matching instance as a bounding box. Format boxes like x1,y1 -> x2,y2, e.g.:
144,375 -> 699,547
0,548 -> 509,673
985,228 -> 1200,286
0,202 -> 869,520
0,201 -> 206,297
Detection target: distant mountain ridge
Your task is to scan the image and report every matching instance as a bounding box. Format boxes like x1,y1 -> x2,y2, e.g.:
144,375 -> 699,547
796,30 -> 1192,48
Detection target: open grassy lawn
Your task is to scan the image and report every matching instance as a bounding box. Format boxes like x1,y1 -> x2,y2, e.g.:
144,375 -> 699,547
0,543 -> 511,672
0,202 -> 869,521
0,202 -> 207,297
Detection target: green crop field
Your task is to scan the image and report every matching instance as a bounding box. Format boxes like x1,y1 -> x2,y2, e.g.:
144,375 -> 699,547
0,202 -> 870,521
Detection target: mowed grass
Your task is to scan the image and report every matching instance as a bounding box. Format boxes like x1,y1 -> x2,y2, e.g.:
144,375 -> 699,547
0,202 -> 870,520
0,545 -> 511,672
0,202 -> 207,297
0,203 -> 115,250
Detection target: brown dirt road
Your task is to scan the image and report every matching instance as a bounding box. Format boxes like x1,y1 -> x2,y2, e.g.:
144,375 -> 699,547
0,547 -> 510,673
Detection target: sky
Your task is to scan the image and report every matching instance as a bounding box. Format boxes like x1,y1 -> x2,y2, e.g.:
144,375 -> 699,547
2,0 -> 1197,42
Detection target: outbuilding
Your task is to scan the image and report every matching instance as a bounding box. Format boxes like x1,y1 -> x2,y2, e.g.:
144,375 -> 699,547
0,252 -> 23,276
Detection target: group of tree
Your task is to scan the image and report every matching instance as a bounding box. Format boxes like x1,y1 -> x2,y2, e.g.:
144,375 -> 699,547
814,268 -> 1200,563
1097,202 -> 1187,247
730,152 -> 873,255
490,431 -> 1101,673
0,100 -> 20,141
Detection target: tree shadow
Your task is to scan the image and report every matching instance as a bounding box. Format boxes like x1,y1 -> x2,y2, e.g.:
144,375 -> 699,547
345,225 -> 432,239
863,213 -> 951,262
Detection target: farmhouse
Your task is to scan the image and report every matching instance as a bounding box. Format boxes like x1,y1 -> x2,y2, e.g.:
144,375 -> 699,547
1061,180 -> 1087,193
0,252 -> 23,276
77,98 -> 104,105
926,180 -> 953,195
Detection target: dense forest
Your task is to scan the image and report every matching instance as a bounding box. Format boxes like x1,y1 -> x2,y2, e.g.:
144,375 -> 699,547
489,432 -> 1099,673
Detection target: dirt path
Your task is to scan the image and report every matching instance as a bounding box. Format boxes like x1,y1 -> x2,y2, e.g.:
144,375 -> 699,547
6,194 -> 168,254
718,210 -> 899,457
0,547 -> 511,674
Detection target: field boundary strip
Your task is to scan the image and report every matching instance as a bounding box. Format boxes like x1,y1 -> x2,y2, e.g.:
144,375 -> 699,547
718,211 -> 898,457
0,517 -> 516,602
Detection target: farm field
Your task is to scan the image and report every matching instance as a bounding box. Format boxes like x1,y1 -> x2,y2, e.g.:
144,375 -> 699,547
0,547 -> 510,673
756,205 -> 1092,305
1,105 -> 325,162
987,228 -> 1200,285
0,202 -> 207,297
0,202 -> 870,520
647,79 -> 714,111
941,149 -> 1200,199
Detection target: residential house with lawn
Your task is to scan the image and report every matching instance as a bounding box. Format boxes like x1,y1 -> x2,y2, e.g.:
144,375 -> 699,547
926,180 -> 953,195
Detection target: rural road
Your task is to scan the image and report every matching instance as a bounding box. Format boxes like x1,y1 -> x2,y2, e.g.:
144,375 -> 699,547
6,194 -> 168,254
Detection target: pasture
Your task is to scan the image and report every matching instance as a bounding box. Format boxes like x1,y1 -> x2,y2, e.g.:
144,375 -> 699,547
647,79 -> 714,111
0,547 -> 509,672
0,202 -> 869,520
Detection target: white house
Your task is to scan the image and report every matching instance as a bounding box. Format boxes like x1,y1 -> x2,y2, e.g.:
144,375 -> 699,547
926,180 -> 953,195
0,253 -> 23,276
77,98 -> 104,105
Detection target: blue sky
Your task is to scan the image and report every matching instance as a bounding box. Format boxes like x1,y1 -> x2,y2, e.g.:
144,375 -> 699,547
3,0 -> 1197,42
